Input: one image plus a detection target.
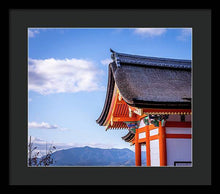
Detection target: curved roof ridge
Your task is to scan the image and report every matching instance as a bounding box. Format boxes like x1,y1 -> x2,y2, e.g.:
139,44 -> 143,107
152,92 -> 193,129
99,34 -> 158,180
110,49 -> 191,69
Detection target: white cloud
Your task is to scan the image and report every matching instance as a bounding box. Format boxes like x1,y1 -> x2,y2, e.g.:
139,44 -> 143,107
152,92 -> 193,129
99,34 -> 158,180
28,29 -> 40,38
28,58 -> 104,95
28,121 -> 70,132
177,28 -> 192,41
134,28 -> 167,37
100,58 -> 112,66
28,121 -> 59,129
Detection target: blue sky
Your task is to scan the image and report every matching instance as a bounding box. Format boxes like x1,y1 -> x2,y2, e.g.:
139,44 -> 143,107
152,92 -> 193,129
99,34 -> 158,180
28,28 -> 192,153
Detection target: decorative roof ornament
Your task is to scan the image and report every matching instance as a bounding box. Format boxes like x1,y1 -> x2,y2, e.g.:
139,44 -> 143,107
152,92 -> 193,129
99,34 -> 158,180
124,121 -> 140,134
110,48 -> 115,53
110,48 -> 121,67
143,116 -> 150,125
143,114 -> 169,127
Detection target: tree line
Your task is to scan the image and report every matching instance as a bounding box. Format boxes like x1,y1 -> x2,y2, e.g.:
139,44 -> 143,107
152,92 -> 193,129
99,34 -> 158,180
28,136 -> 56,167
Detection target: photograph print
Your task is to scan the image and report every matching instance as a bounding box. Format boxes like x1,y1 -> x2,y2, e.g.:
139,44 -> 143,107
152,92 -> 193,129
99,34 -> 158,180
28,28 -> 192,167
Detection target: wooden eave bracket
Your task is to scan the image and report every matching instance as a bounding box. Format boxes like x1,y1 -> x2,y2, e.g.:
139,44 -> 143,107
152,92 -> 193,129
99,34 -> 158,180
128,105 -> 143,117
133,107 -> 143,116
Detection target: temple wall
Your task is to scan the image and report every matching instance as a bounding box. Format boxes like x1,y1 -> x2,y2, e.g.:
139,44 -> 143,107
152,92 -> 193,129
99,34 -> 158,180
137,115 -> 192,167
185,114 -> 192,122
150,139 -> 160,166
166,127 -> 192,134
166,114 -> 192,122
166,138 -> 192,166
166,127 -> 192,166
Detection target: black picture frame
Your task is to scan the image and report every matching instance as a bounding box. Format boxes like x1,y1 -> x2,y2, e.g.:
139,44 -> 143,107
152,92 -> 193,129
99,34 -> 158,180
9,9 -> 212,186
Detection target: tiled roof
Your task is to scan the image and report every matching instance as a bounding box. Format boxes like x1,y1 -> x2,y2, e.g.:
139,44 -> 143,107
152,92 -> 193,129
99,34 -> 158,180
96,49 -> 192,126
121,130 -> 135,142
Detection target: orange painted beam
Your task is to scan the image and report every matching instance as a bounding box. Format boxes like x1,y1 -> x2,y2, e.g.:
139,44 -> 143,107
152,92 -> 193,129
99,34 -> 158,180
149,125 -> 159,130
137,127 -> 146,133
136,114 -> 148,120
166,134 -> 192,139
112,117 -> 138,122
138,138 -> 146,143
135,129 -> 141,166
149,134 -> 159,141
158,121 -> 167,166
145,125 -> 151,166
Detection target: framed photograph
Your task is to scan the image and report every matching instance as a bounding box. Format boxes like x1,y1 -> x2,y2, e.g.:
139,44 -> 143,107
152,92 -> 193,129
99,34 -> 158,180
9,9 -> 211,186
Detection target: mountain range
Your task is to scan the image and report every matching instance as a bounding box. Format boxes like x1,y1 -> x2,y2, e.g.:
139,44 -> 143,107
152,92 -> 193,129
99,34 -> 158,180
48,146 -> 146,166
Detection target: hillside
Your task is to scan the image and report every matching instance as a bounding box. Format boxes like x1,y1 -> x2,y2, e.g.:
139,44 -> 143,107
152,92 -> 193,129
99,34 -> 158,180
49,146 -> 144,166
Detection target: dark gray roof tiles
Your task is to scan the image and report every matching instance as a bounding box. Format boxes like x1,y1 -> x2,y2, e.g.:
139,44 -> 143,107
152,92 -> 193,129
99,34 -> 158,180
121,130 -> 135,142
112,63 -> 192,106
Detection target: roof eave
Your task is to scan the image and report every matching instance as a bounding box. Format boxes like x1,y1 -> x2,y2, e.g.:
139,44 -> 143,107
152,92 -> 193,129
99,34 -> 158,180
129,99 -> 191,109
96,63 -> 115,125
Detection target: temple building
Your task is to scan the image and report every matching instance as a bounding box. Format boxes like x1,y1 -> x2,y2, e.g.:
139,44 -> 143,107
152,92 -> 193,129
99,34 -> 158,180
96,49 -> 192,167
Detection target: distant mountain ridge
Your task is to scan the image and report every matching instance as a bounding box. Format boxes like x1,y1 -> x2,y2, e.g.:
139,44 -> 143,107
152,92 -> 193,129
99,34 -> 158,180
49,146 -> 146,166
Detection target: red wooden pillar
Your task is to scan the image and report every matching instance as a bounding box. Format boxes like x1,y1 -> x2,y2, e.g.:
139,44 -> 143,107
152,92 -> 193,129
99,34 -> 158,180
145,125 -> 151,166
135,128 -> 141,166
158,121 -> 167,166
